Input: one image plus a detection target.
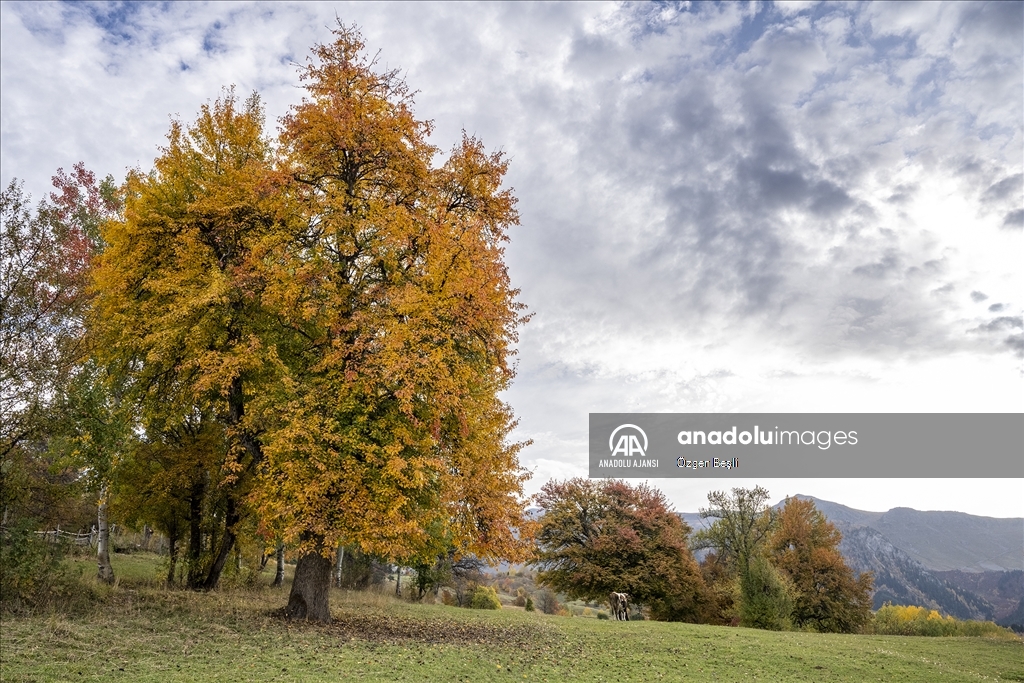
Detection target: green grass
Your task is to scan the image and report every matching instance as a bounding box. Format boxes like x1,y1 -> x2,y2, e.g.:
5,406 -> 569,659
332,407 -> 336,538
2,553 -> 1022,682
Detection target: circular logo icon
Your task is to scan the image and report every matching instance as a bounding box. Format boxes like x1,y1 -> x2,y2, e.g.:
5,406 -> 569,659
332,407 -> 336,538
609,424 -> 648,457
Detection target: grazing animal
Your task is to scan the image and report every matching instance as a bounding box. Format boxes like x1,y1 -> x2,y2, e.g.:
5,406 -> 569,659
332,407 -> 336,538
608,592 -> 630,621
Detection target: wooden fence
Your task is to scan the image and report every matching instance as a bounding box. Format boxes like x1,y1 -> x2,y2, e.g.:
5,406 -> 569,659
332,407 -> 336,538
33,524 -> 166,553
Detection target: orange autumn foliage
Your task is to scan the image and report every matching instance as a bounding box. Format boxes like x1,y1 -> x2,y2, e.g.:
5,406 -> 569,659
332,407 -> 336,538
770,497 -> 873,633
90,25 -> 532,581
259,25 -> 531,564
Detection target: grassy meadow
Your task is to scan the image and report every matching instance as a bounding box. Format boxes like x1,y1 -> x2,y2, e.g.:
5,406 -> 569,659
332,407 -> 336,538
1,552 -> 1022,683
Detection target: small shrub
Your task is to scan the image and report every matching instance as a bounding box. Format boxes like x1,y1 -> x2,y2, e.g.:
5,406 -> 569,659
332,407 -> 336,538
469,585 -> 502,610
597,611 -> 609,620
0,520 -> 87,613
538,589 -> 561,615
525,596 -> 535,612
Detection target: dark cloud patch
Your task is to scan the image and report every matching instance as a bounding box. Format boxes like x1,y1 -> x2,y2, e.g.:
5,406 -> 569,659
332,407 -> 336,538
853,253 -> 901,279
809,181 -> 853,216
983,173 -> 1023,203
886,184 -> 917,204
971,291 -> 988,302
1005,334 -> 1024,357
567,31 -> 623,77
959,0 -> 1024,44
746,166 -> 811,209
841,297 -> 886,334
988,303 -> 1006,312
1002,209 -> 1024,229
971,316 -> 1023,333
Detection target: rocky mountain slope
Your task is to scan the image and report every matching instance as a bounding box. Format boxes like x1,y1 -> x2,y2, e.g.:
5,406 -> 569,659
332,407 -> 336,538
799,497 -> 1023,572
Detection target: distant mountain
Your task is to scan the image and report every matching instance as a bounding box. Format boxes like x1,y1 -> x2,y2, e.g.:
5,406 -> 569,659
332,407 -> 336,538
796,497 -> 1024,572
838,525 -> 994,620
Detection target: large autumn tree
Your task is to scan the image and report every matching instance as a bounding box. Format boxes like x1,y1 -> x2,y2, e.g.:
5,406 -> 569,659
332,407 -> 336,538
90,24 -> 532,620
533,478 -> 707,622
263,25 -> 531,621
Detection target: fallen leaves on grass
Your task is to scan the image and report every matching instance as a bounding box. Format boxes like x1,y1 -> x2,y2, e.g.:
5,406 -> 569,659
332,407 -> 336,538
272,608 -> 545,648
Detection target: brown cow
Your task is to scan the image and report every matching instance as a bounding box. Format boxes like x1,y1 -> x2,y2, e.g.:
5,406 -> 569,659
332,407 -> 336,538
608,592 -> 630,621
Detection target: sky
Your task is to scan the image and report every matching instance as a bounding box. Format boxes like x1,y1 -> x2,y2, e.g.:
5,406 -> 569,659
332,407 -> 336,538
2,1 -> 1022,518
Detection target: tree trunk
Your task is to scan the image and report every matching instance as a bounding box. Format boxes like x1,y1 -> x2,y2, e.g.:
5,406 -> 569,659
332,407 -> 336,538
96,486 -> 115,584
334,543 -> 344,589
166,531 -> 178,586
395,565 -> 401,597
201,497 -> 239,590
272,540 -> 285,588
285,549 -> 332,622
186,478 -> 205,588
198,374 -> 263,591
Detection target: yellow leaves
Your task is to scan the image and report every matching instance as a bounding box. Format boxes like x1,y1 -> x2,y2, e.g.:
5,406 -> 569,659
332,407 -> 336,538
91,23 -> 532,572
885,605 -> 951,623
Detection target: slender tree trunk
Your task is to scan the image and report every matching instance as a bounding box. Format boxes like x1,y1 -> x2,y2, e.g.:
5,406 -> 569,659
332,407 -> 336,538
285,545 -> 332,622
186,479 -> 205,588
166,531 -> 178,586
96,486 -> 115,584
201,497 -> 240,590
272,540 -> 285,588
334,543 -> 344,589
395,565 -> 401,597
